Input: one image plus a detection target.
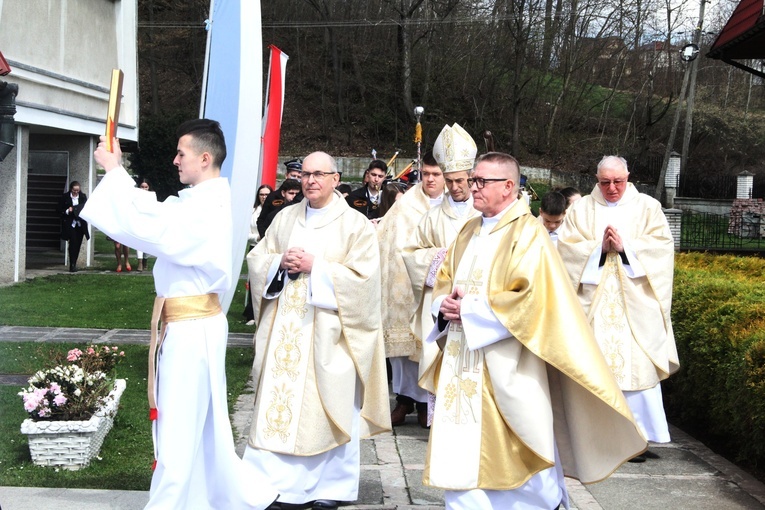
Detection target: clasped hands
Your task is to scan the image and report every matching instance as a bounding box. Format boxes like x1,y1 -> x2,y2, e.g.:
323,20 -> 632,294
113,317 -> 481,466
602,225 -> 624,253
439,287 -> 465,324
280,247 -> 314,276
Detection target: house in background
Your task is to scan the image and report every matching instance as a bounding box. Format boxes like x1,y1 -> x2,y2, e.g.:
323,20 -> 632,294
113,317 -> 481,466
0,0 -> 138,284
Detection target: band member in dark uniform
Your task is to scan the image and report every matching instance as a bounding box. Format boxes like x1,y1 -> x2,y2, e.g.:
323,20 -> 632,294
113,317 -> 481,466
256,179 -> 302,238
257,159 -> 303,235
346,159 -> 387,221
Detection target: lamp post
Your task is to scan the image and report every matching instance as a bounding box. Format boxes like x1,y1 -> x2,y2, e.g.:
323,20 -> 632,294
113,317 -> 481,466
654,44 -> 697,206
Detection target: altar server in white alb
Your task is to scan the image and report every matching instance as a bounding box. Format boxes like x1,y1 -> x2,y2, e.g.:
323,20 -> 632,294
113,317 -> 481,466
557,155 -> 679,462
243,151 -> 391,510
421,152 -> 647,509
83,119 -> 278,510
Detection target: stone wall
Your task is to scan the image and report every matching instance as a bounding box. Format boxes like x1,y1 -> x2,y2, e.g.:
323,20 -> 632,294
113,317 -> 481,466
728,198 -> 764,238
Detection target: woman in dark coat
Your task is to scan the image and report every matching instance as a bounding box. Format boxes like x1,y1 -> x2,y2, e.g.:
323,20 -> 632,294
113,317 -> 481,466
58,180 -> 90,272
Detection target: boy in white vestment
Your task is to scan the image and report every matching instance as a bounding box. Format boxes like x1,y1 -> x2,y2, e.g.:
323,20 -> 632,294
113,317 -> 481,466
82,120 -> 278,510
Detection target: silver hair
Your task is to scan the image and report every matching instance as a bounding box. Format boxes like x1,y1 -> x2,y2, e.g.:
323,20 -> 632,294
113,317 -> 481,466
596,155 -> 629,175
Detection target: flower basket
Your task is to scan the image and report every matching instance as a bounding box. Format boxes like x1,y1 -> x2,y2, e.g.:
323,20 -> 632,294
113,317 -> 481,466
21,379 -> 126,470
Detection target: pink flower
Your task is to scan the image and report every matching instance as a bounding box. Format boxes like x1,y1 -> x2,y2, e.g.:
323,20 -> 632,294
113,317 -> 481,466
53,394 -> 67,406
119,351 -> 125,356
87,347 -> 95,355
67,348 -> 83,361
23,396 -> 40,412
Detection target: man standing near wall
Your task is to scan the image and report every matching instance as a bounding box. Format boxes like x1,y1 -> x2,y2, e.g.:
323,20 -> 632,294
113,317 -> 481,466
557,155 -> 679,462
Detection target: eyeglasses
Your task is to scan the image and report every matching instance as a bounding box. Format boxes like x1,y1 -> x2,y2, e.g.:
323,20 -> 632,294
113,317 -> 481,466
300,171 -> 336,181
467,177 -> 509,189
598,179 -> 626,187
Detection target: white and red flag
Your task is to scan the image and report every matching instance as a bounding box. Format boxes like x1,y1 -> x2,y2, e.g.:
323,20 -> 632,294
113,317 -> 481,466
260,45 -> 289,188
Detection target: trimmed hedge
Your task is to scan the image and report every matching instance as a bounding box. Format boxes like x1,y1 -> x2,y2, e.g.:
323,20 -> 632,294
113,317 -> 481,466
664,252 -> 765,466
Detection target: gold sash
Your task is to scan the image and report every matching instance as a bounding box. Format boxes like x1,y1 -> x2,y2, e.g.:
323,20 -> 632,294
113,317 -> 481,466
147,294 -> 221,412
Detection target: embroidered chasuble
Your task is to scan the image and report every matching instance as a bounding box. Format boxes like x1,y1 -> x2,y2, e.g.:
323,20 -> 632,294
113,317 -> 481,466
422,198 -> 647,490
425,226 -> 553,489
557,183 -> 679,391
378,183 -> 441,358
247,194 -> 391,456
403,196 -> 480,380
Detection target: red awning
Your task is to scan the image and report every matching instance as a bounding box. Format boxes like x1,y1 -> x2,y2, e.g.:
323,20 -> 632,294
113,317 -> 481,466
707,0 -> 765,60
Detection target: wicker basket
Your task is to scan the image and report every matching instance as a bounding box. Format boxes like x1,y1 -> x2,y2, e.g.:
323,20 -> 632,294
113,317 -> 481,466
20,379 -> 126,470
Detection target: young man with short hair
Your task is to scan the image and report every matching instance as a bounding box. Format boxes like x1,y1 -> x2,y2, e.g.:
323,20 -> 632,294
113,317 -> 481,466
346,159 -> 388,220
83,119 -> 277,509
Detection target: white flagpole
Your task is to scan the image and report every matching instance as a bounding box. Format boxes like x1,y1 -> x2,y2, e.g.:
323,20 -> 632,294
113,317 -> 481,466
199,0 -> 216,118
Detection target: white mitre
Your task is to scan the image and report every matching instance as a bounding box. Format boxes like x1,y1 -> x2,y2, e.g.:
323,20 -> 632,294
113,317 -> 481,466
432,123 -> 478,174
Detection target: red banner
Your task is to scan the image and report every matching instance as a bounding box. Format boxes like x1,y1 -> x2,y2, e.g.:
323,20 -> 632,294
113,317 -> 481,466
260,45 -> 288,188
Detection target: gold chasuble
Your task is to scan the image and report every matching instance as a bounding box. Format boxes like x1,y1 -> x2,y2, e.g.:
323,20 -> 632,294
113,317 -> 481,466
378,183 -> 437,359
421,199 -> 647,490
247,194 -> 391,455
557,184 -> 679,390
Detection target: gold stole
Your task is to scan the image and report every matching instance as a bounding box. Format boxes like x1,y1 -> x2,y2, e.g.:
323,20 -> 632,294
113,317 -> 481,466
424,230 -> 551,490
589,253 -> 659,391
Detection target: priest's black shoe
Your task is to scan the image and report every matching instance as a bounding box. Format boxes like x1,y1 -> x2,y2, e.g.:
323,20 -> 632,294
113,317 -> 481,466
391,401 -> 414,426
416,402 -> 429,429
312,500 -> 338,510
628,453 -> 647,463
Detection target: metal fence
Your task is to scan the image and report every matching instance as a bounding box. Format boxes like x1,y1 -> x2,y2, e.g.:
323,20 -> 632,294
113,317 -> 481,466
680,210 -> 765,252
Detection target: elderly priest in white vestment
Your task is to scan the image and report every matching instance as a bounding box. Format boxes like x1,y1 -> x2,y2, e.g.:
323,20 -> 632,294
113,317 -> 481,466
243,151 -> 391,510
557,155 -> 679,462
421,151 -> 647,509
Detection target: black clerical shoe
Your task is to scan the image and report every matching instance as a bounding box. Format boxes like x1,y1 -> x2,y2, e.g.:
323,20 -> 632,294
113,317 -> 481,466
391,401 -> 414,426
416,402 -> 429,429
628,454 -> 647,463
312,500 -> 339,510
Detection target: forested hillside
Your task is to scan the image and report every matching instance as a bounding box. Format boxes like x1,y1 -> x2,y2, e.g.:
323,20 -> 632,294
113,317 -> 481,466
135,0 -> 765,198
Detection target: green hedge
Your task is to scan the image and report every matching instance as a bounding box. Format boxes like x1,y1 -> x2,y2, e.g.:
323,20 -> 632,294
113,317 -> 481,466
664,252 -> 765,465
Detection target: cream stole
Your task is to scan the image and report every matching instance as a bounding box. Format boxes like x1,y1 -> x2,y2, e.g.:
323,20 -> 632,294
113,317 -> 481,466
426,228 -> 553,490
589,203 -> 659,391
252,222 -> 328,454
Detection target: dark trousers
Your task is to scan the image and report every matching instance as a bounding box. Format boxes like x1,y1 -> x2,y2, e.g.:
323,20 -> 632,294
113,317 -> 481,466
68,230 -> 85,269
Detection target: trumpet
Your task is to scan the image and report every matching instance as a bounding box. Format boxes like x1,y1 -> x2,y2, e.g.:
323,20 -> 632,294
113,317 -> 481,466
385,150 -> 401,178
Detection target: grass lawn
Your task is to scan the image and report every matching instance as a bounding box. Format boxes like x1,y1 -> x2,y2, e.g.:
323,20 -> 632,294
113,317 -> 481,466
0,342 -> 255,490
0,273 -> 254,334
